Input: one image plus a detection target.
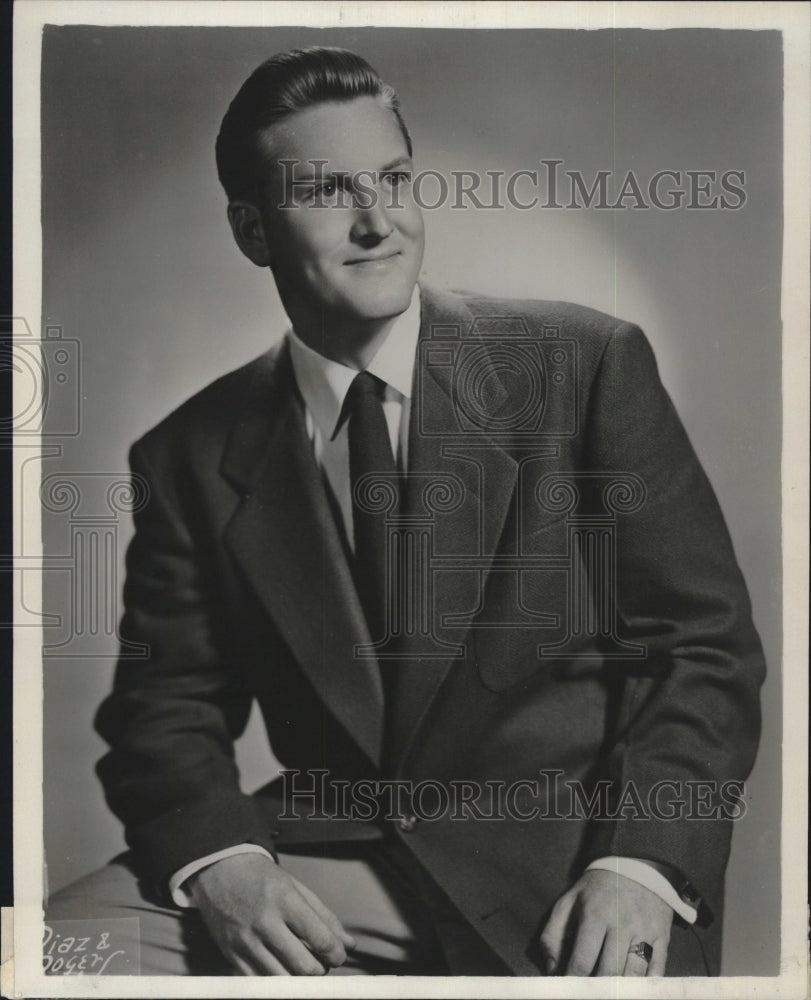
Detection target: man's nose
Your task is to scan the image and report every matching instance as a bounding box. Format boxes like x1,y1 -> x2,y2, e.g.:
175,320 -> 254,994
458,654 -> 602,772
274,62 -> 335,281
349,194 -> 394,244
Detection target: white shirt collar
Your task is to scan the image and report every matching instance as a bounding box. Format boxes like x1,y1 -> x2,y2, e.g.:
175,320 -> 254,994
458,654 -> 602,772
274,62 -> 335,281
288,285 -> 421,442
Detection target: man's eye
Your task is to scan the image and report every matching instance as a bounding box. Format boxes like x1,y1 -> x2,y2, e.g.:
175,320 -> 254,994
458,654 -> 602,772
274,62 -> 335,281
321,180 -> 338,196
305,179 -> 339,202
382,171 -> 411,187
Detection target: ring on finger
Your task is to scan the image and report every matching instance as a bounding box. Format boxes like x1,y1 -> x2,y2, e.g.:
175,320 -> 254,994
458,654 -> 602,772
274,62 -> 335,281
627,941 -> 653,964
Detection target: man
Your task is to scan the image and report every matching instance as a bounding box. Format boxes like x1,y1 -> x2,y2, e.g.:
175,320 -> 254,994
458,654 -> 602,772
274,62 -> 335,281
47,47 -> 765,977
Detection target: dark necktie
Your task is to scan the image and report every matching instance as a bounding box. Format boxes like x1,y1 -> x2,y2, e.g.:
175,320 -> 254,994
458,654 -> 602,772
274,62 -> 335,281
345,371 -> 398,642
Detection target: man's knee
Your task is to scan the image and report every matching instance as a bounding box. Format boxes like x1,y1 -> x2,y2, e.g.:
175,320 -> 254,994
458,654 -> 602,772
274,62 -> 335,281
45,855 -> 229,976
47,854 -> 150,921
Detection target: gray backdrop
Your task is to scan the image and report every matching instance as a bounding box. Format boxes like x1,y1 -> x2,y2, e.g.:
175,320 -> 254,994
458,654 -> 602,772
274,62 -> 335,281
40,26 -> 782,975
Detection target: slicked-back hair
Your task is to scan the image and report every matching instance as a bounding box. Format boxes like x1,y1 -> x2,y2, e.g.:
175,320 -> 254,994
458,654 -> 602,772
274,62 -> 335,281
216,46 -> 412,203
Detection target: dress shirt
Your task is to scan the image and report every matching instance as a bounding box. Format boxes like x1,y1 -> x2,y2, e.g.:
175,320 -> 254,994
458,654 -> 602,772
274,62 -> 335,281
169,285 -> 696,923
286,285 -> 420,549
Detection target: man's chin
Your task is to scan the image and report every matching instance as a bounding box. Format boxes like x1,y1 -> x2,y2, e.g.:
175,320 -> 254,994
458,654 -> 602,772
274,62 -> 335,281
335,279 -> 416,323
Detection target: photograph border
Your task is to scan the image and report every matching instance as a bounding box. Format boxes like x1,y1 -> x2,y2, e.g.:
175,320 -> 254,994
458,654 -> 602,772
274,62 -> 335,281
8,2 -> 809,998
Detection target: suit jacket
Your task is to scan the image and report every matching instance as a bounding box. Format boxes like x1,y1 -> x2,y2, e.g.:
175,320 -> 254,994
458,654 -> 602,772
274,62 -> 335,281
95,283 -> 765,975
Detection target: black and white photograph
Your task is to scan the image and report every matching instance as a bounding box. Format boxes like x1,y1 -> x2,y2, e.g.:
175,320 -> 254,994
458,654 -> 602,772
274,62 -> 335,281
7,2 -> 809,996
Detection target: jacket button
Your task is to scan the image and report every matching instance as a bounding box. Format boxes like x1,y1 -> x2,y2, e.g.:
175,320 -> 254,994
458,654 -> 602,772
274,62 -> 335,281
398,814 -> 418,832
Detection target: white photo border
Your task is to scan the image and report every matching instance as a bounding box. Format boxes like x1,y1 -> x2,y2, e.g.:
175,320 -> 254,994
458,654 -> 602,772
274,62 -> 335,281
10,2 -> 809,998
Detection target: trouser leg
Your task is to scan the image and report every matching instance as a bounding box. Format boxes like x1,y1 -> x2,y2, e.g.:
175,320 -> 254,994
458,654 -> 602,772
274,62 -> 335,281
275,844 -> 449,975
378,838 -> 512,975
45,854 -> 231,975
44,845 -> 452,976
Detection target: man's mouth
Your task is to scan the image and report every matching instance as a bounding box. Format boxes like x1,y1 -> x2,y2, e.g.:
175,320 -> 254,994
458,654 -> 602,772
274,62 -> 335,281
344,250 -> 401,268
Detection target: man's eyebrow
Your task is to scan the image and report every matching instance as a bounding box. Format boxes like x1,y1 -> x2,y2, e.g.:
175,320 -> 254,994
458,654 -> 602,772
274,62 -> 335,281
282,156 -> 413,183
379,156 -> 413,172
284,165 -> 345,183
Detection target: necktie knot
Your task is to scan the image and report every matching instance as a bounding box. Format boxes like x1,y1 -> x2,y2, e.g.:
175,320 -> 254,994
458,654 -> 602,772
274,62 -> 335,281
347,370 -> 386,406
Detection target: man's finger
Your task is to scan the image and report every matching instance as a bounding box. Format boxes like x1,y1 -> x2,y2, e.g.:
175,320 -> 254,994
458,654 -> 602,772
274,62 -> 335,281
565,916 -> 605,976
259,919 -> 329,975
230,953 -> 256,976
646,937 -> 668,976
231,939 -> 291,976
295,878 -> 357,950
283,895 -> 347,968
623,938 -> 655,977
595,929 -> 622,976
539,892 -> 575,973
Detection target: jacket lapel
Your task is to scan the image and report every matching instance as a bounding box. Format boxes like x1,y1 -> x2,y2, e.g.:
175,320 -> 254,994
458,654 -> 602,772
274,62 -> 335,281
218,288 -> 524,774
221,341 -> 384,768
387,285 -> 520,767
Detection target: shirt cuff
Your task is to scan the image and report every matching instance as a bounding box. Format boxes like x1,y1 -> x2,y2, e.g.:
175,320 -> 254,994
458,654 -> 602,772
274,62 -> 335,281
586,857 -> 699,924
168,844 -> 276,909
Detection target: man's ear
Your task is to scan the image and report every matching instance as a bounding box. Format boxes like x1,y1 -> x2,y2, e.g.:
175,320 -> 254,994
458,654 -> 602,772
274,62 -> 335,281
226,201 -> 272,267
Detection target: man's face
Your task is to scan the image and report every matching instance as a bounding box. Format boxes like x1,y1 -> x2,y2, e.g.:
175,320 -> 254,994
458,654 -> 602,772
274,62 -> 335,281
255,96 -> 425,325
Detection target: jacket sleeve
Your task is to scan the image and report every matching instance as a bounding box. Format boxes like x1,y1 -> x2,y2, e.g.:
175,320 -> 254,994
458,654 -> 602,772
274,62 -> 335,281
94,437 -> 277,896
580,322 -> 766,917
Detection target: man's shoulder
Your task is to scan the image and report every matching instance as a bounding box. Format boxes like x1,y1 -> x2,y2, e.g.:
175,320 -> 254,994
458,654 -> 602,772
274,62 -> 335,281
132,340 -> 287,461
445,286 -> 634,340
422,284 -> 637,367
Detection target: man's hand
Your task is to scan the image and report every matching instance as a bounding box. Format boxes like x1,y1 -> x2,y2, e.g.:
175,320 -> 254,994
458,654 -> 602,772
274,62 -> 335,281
539,869 -> 673,976
187,852 -> 357,975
